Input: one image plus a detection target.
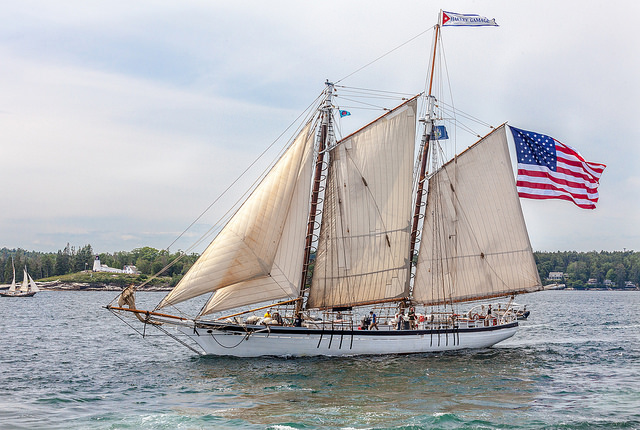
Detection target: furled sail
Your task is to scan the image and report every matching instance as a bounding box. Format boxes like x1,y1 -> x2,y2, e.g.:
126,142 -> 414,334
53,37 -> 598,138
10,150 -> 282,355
157,122 -> 315,310
307,99 -> 417,309
412,125 -> 542,305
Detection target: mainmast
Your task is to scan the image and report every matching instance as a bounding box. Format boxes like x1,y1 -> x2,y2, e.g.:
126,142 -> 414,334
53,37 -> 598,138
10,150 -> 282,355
408,14 -> 441,298
297,81 -> 334,312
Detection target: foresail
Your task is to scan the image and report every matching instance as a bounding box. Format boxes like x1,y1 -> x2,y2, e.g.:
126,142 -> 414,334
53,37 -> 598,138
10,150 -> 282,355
28,274 -> 40,292
307,99 -> 417,309
19,269 -> 29,292
157,122 -> 315,310
413,125 -> 541,306
200,125 -> 315,315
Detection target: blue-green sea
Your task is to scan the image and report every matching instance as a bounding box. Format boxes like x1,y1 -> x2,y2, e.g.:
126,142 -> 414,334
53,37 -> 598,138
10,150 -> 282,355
1,290 -> 639,429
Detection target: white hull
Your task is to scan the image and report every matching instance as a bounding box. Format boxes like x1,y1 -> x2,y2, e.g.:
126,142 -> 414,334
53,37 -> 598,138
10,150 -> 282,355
178,321 -> 518,357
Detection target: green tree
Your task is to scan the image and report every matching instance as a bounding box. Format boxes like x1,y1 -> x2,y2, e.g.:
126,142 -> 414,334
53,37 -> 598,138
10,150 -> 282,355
3,257 -> 14,284
74,244 -> 94,272
41,255 -> 55,278
614,263 -> 626,288
55,246 -> 70,275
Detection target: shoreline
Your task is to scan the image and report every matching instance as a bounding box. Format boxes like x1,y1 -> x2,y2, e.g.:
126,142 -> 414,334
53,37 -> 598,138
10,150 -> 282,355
0,280 -> 171,292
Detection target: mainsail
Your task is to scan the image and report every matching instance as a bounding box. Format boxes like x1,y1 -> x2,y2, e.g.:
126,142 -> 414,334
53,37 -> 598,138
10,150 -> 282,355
158,122 -> 315,313
412,125 -> 541,305
307,99 -> 417,309
9,260 -> 16,292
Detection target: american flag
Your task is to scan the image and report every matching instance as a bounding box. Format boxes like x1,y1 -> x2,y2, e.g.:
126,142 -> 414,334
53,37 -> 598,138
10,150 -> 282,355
509,126 -> 606,209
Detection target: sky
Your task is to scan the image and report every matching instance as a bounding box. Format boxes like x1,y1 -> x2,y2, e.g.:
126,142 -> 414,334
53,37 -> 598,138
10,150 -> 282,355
1,0 -> 638,254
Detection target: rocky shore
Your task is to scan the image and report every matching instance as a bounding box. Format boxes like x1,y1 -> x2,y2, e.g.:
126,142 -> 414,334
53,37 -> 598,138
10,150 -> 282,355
1,280 -> 171,292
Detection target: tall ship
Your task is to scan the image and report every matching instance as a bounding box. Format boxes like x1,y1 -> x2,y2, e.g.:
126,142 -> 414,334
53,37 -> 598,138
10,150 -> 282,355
107,11 -> 604,356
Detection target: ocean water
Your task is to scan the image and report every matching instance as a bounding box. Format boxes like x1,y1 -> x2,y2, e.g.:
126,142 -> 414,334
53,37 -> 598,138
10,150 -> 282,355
1,290 -> 639,429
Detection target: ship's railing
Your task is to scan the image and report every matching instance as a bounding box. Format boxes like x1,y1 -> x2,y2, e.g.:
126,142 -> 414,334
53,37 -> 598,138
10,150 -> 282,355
234,304 -> 517,331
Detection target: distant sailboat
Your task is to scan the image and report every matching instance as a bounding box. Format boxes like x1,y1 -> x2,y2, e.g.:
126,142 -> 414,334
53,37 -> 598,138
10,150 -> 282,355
107,11 -> 599,357
1,260 -> 39,298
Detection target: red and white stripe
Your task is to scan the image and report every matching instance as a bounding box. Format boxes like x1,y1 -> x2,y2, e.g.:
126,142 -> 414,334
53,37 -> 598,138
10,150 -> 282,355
517,140 -> 606,209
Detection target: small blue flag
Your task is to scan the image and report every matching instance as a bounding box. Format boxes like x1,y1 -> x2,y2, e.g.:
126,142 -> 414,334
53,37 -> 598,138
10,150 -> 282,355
339,110 -> 351,118
431,125 -> 448,140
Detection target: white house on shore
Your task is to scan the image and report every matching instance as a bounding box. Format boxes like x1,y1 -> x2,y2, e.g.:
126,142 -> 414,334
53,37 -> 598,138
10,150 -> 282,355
92,256 -> 139,275
548,272 -> 565,281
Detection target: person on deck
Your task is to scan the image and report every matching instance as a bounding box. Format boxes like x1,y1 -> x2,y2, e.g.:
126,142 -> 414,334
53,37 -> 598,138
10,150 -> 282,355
272,311 -> 283,325
408,307 -> 416,329
396,311 -> 404,330
369,311 -> 379,330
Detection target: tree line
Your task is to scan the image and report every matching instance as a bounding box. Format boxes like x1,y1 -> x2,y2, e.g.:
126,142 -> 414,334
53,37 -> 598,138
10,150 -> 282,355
534,250 -> 640,289
2,246 -> 638,290
0,244 -> 198,284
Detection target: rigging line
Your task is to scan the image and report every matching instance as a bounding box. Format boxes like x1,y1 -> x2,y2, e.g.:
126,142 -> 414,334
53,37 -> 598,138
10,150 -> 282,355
336,27 -> 434,84
335,91 -> 412,101
334,106 -> 389,112
337,93 -> 409,102
437,102 -> 493,129
335,85 -> 416,97
153,323 -> 204,355
437,106 -> 491,137
336,96 -> 393,111
165,91 -> 325,252
434,113 -> 486,141
332,111 -> 344,140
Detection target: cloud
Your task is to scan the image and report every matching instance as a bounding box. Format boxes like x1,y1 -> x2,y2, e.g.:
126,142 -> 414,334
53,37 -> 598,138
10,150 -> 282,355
0,1 -> 638,253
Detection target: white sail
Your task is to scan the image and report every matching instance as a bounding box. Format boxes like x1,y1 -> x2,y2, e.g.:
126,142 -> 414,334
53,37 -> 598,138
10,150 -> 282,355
413,125 -> 541,305
199,124 -> 315,315
307,99 -> 417,309
19,269 -> 29,292
28,274 -> 40,293
9,260 -> 16,292
158,122 -> 315,310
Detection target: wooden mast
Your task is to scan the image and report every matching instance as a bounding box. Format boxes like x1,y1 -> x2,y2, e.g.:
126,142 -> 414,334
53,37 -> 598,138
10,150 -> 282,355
408,14 -> 441,297
297,81 -> 334,313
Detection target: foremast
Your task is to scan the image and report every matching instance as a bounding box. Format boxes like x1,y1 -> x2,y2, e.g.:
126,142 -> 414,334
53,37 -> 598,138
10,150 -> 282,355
297,81 -> 334,313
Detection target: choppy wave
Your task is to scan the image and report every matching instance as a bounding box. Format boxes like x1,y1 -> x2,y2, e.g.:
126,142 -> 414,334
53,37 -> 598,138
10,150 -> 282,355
1,290 -> 639,429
